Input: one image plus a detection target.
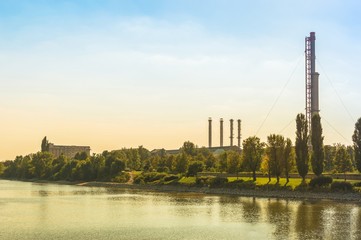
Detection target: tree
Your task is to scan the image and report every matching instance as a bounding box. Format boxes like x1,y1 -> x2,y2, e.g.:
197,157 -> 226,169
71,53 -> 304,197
311,114 -> 324,176
181,141 -> 197,156
74,151 -> 88,160
41,136 -> 49,152
261,155 -> 271,183
324,145 -> 336,172
334,144 -> 353,181
295,113 -> 309,182
267,134 -> 284,184
352,117 -> 361,173
110,159 -> 126,177
242,136 -> 264,181
0,161 -> 4,176
217,152 -> 228,173
175,153 -> 189,174
187,161 -> 204,177
31,152 -> 54,179
205,155 -> 216,171
283,138 -> 294,185
226,151 -> 241,174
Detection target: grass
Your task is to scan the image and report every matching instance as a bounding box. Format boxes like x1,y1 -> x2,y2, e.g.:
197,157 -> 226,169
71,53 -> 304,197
178,177 -> 196,185
179,176 -> 308,190
227,177 -> 308,190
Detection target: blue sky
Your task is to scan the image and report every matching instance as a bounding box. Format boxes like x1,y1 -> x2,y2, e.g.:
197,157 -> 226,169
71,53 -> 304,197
1,0 -> 360,160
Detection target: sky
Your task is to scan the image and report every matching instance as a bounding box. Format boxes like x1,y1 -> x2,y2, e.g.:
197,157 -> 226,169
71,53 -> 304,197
1,0 -> 361,160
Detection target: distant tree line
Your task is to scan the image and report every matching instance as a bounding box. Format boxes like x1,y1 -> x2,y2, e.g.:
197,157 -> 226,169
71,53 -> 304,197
1,114 -> 361,183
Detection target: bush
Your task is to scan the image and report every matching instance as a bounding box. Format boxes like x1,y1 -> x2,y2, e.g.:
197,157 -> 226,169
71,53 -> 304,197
353,181 -> 361,187
209,176 -> 228,188
111,172 -> 130,183
309,176 -> 333,188
163,175 -> 179,182
187,161 -> 204,177
195,176 -> 215,186
331,181 -> 353,192
133,175 -> 145,184
235,180 -> 256,190
143,172 -> 167,183
294,182 -> 308,192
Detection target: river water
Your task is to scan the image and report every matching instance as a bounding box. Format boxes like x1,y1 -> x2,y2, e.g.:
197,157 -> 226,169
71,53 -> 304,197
0,180 -> 360,240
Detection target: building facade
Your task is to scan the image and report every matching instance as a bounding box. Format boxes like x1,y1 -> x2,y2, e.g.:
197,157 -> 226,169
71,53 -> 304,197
48,143 -> 91,158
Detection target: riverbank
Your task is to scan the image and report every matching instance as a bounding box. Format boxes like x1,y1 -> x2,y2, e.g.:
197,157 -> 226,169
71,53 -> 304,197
5,178 -> 361,203
79,181 -> 361,203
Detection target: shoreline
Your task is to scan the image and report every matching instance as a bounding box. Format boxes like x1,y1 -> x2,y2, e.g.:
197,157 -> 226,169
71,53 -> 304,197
82,182 -> 361,203
3,178 -> 361,203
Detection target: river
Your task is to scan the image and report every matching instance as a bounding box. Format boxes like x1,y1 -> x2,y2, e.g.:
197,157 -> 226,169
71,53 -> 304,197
0,179 -> 360,240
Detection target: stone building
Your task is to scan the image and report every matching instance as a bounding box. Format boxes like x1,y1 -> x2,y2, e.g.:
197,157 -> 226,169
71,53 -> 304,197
48,143 -> 91,158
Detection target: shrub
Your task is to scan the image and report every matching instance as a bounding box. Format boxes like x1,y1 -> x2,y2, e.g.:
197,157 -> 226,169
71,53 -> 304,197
309,176 -> 333,188
133,175 -> 145,184
353,181 -> 361,187
111,172 -> 130,183
163,175 -> 179,182
187,161 -> 204,177
195,176 -> 215,186
209,176 -> 228,188
331,181 -> 353,192
143,172 -> 167,183
236,180 -> 256,190
294,182 -> 308,192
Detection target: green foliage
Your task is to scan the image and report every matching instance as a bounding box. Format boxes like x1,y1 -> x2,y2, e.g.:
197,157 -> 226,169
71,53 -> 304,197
229,179 -> 256,190
74,151 -> 88,160
175,153 -> 189,173
242,136 -> 264,181
209,176 -> 228,188
133,174 -> 145,184
309,176 -> 333,188
187,161 -> 204,177
217,152 -> 228,173
195,176 -> 215,186
226,151 -> 241,174
352,117 -> 361,173
111,172 -> 130,183
110,159 -> 126,177
163,174 -> 179,182
334,144 -> 353,180
283,138 -> 294,183
311,114 -> 324,176
295,113 -> 309,181
267,134 -> 284,183
31,152 -> 54,179
181,141 -> 197,156
331,181 -> 353,192
324,145 -> 336,172
0,162 -> 4,176
140,172 -> 167,183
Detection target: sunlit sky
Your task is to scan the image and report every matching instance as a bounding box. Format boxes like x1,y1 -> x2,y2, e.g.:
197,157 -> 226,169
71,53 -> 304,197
1,0 -> 361,160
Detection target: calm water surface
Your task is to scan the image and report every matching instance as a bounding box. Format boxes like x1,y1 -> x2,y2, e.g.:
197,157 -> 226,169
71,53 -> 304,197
0,180 -> 361,240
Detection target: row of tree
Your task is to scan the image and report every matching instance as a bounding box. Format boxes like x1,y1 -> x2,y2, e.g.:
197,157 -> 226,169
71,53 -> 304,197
1,114 -> 361,183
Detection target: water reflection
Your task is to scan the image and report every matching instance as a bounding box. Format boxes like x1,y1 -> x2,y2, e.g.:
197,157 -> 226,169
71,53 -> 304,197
241,197 -> 261,223
1,180 -> 361,240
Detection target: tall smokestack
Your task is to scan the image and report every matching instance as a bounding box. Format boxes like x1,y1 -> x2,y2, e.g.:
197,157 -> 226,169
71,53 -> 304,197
230,119 -> 234,146
220,118 -> 224,147
208,117 -> 212,148
237,119 -> 241,148
305,32 -> 320,137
